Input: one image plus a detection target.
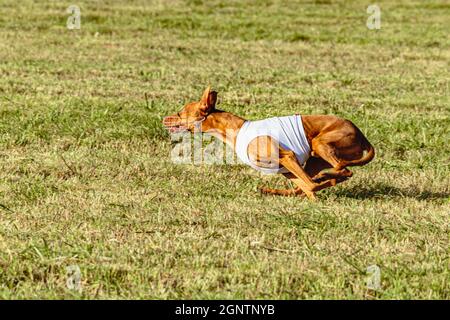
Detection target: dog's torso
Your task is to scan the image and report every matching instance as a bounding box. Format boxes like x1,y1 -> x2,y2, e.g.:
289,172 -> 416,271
235,115 -> 311,174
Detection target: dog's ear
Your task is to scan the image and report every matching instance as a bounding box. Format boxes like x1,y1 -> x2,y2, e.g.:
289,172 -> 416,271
199,86 -> 217,114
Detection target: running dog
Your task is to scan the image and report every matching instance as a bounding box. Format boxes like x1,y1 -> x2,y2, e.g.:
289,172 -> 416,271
163,87 -> 375,200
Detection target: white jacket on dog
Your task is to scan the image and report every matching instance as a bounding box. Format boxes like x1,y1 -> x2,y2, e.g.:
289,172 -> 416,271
235,115 -> 311,174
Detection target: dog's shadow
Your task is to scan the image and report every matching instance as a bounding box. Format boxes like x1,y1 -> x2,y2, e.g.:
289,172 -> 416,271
332,182 -> 449,201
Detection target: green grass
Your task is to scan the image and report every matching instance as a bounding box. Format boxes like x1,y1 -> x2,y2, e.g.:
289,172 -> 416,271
0,0 -> 449,299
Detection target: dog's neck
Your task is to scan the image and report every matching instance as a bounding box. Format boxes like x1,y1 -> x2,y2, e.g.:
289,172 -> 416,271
200,110 -> 246,149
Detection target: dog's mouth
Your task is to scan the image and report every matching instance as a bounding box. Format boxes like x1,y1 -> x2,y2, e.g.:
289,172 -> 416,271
163,116 -> 188,133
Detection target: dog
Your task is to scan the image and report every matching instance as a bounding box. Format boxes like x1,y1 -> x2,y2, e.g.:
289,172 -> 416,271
163,87 -> 374,200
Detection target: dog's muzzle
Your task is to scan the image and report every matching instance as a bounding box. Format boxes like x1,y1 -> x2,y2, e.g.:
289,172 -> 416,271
163,115 -> 188,133
163,115 -> 206,133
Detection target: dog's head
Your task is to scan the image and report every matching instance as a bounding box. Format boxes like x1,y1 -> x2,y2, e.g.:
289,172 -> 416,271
163,86 -> 217,133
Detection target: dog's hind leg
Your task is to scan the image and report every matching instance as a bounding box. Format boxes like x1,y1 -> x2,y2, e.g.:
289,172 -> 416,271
310,138 -> 354,183
309,124 -> 375,182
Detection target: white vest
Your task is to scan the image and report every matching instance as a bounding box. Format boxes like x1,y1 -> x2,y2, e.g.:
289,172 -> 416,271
235,115 -> 311,174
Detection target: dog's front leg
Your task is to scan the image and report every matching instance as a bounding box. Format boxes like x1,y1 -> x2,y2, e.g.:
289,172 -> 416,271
278,148 -> 342,200
277,149 -> 319,200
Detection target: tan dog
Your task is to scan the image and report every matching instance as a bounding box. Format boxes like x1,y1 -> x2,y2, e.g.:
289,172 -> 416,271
163,87 -> 374,200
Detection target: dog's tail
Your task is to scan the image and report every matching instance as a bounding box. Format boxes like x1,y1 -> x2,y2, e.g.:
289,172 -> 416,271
341,133 -> 375,167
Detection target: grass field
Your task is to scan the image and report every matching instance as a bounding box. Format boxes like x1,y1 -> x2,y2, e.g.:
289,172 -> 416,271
0,0 -> 449,299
